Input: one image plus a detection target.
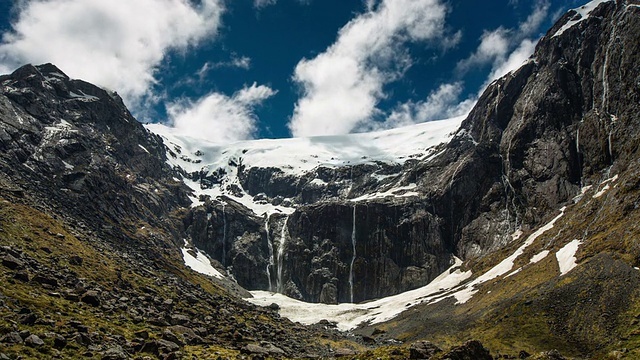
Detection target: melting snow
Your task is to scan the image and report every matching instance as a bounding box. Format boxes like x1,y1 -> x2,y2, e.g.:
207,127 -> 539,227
69,90 -> 99,102
553,0 -> 613,37
181,240 -> 223,279
146,115 -> 464,215
62,161 -> 74,170
530,250 -> 550,264
449,208 -> 566,304
138,144 -> 150,154
593,174 -> 618,198
350,183 -> 418,202
556,239 -> 582,275
246,258 -> 470,331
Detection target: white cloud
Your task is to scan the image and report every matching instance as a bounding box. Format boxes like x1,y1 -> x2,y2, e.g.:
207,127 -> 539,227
486,39 -> 536,84
384,1 -> 549,129
0,0 -> 224,108
254,0 -> 277,9
288,0 -> 450,137
456,28 -> 511,73
457,0 -> 549,87
519,1 -> 550,36
380,83 -> 475,130
167,83 -> 277,143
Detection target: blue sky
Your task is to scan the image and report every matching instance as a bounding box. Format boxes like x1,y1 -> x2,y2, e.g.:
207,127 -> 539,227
0,0 -> 589,142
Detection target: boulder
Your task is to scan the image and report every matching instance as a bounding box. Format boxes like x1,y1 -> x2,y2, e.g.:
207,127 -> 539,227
440,340 -> 491,360
2,254 -> 23,270
24,334 -> 45,347
409,340 -> 442,359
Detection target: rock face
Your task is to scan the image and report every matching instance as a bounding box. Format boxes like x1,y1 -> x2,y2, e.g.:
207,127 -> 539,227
174,0 -> 640,303
0,63 -> 191,245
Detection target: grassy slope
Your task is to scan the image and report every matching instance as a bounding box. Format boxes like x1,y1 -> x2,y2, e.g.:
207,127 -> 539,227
0,197 -> 354,359
356,165 -> 640,359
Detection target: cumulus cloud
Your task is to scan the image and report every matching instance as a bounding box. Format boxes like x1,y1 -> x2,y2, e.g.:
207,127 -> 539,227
379,83 -> 474,130
0,0 -> 224,108
457,1 -> 549,87
381,0 -> 549,130
167,83 -> 277,143
288,0 -> 451,137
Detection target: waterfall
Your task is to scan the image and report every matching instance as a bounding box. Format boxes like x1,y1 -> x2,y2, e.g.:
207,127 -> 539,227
265,215 -> 274,292
576,127 -> 583,187
608,129 -> 613,162
349,205 -> 357,303
222,203 -> 227,267
601,25 -> 617,113
276,216 -> 289,293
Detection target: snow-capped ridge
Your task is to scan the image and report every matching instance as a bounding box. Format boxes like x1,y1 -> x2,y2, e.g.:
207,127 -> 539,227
553,0 -> 614,37
146,115 -> 464,214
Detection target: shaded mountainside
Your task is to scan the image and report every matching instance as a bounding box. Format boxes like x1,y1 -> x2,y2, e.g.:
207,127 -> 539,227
0,0 -> 639,359
0,64 -> 356,359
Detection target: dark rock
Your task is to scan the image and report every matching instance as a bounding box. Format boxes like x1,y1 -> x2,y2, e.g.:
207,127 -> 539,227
18,312 -> 37,325
409,340 -> 442,359
157,339 -> 180,354
18,330 -> 30,340
140,340 -> 160,355
13,270 -> 29,282
335,348 -> 358,357
241,343 -> 270,356
80,290 -> 101,306
32,274 -> 58,287
2,254 -> 23,270
168,325 -> 202,345
440,340 -> 491,360
1,332 -> 24,344
134,330 -> 149,340
69,255 -> 83,266
162,329 -> 184,346
24,334 -> 45,347
169,314 -> 190,326
319,283 -> 338,304
519,350 -> 531,359
538,350 -> 566,360
101,345 -> 128,360
53,333 -> 67,349
72,332 -> 92,346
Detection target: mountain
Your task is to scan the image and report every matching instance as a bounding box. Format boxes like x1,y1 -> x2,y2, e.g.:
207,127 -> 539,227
1,0 -> 639,359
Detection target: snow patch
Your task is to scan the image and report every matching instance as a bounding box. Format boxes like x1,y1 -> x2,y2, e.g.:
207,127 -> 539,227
449,208 -> 566,304
181,240 -> 223,279
246,258 -> 470,331
593,174 -> 618,198
530,250 -> 550,264
69,90 -> 99,102
309,178 -> 327,186
138,144 -> 150,154
350,183 -> 418,202
553,0 -> 613,37
556,239 -> 582,276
